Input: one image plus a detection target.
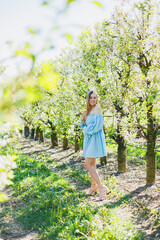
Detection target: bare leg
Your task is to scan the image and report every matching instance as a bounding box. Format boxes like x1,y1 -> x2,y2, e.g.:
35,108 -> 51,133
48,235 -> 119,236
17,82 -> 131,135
84,158 -> 99,195
84,157 -> 110,199
91,159 -> 98,188
84,157 -> 102,186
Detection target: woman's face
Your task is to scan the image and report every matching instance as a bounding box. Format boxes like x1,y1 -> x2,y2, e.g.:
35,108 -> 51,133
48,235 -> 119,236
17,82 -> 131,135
89,92 -> 97,107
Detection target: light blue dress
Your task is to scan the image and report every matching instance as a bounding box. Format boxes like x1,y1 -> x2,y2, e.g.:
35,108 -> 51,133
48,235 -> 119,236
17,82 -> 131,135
80,113 -> 107,158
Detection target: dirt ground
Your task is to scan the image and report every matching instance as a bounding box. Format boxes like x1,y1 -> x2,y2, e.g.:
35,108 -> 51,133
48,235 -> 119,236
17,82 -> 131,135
1,136 -> 160,240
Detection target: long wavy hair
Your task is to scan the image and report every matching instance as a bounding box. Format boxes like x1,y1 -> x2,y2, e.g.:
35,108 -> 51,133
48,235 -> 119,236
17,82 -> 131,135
86,90 -> 98,115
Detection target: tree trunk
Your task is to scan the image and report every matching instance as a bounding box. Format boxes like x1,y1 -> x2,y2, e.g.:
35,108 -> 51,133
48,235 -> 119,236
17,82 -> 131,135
100,156 -> 107,166
138,53 -> 157,184
146,102 -> 157,185
103,125 -> 107,138
30,128 -> 35,139
63,135 -> 68,150
74,125 -> 80,152
51,130 -> 58,147
100,126 -> 107,165
35,127 -> 40,141
112,123 -> 127,173
117,139 -> 126,172
75,138 -> 80,152
39,129 -> 44,142
24,126 -> 29,137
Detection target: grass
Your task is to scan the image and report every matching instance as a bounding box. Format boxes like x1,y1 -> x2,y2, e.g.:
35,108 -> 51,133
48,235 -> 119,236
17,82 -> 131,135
157,153 -> 160,169
126,146 -> 146,165
126,144 -> 160,169
107,138 -> 160,169
0,142 -> 146,240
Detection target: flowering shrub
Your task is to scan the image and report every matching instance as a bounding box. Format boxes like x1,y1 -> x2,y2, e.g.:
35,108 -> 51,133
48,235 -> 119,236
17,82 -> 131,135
0,122 -> 19,201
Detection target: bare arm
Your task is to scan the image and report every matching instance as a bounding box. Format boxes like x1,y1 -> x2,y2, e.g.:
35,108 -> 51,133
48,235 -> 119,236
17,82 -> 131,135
82,111 -> 87,125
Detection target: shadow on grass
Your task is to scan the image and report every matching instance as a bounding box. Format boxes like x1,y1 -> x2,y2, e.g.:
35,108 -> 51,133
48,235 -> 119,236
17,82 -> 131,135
1,141 -> 150,240
26,148 -> 66,156
58,152 -> 75,161
13,155 -> 52,183
145,227 -> 160,240
105,185 -> 149,209
1,153 -> 95,239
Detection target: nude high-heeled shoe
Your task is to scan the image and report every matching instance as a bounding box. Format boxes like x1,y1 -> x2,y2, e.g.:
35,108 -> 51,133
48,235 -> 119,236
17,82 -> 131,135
99,185 -> 110,200
85,185 -> 99,195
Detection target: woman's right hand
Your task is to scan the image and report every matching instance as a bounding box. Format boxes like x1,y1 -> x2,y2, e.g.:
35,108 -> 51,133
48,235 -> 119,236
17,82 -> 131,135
82,111 -> 87,125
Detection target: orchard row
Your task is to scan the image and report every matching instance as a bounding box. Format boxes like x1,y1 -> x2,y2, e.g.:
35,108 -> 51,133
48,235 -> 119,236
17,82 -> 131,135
20,0 -> 160,185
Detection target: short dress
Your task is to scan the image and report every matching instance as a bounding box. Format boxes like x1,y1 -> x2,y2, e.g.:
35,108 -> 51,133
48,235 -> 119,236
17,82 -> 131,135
80,113 -> 107,158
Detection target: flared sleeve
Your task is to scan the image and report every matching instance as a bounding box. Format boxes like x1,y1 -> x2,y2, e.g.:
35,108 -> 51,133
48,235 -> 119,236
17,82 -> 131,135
83,114 -> 104,135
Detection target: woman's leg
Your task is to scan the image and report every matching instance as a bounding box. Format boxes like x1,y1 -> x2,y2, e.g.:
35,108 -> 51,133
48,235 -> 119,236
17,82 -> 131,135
90,160 -> 97,188
84,157 -> 110,199
84,157 -> 102,187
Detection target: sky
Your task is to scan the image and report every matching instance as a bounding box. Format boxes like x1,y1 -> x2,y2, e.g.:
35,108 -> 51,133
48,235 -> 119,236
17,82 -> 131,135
0,0 -> 118,77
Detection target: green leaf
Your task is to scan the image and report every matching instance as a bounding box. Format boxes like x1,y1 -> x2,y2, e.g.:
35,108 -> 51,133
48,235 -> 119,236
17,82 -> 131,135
25,42 -> 31,49
52,26 -> 59,30
15,49 -> 31,58
152,95 -> 156,100
65,34 -> 73,44
92,1 -> 103,8
0,192 -> 8,202
66,0 -> 76,4
42,1 -> 48,5
37,63 -> 60,93
28,28 -> 36,34
28,28 -> 41,35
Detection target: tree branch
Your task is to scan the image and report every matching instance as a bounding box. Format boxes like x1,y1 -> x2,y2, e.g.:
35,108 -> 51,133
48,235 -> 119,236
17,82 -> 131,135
136,116 -> 147,139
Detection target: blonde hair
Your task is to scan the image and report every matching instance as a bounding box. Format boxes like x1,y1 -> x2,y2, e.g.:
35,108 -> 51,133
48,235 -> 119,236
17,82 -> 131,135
86,90 -> 98,115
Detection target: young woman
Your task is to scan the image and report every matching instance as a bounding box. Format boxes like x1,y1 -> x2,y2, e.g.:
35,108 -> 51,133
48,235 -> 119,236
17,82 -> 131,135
81,90 -> 110,200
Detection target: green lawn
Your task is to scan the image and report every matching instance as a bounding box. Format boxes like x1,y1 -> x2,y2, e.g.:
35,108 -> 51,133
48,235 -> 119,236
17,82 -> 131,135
0,143 -> 145,240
